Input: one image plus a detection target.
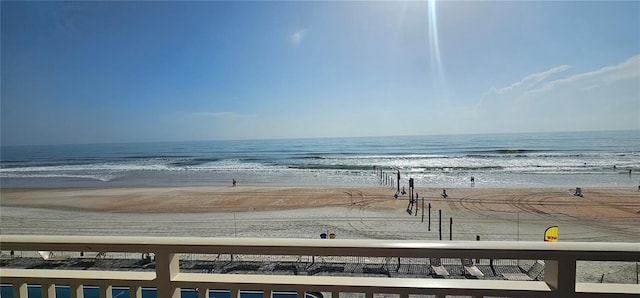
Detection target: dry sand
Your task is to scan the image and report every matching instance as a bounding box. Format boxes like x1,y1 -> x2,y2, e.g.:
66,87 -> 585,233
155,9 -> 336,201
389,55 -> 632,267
1,186 -> 639,283
1,186 -> 639,240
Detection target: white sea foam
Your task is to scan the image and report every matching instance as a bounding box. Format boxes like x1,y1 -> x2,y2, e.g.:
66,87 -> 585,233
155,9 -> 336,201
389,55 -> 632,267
1,130 -> 638,188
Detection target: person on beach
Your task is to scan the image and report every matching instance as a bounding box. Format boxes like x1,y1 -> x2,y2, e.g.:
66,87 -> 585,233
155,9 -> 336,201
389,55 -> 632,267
471,176 -> 475,187
232,179 -> 236,187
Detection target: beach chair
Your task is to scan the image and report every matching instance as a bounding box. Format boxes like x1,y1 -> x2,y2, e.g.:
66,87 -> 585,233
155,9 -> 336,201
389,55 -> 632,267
0,251 -> 16,260
501,260 -> 545,281
462,258 -> 484,278
527,260 -> 545,280
37,251 -> 68,261
429,258 -> 449,277
78,251 -> 107,259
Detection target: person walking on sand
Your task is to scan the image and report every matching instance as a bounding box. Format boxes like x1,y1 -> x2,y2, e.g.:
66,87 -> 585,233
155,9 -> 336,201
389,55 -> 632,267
471,176 -> 475,187
232,179 -> 237,187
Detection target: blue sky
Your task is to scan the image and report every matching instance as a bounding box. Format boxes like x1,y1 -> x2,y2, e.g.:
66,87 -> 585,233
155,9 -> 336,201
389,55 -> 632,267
2,1 -> 639,145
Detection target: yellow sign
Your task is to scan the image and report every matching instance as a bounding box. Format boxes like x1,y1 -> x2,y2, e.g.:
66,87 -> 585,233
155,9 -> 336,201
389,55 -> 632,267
544,226 -> 558,242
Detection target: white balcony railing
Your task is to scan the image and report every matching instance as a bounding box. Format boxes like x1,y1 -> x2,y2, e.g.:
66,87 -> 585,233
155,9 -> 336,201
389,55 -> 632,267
1,235 -> 639,298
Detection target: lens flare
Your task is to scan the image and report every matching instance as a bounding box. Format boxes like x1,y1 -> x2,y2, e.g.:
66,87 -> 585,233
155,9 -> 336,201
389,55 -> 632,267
428,0 -> 447,98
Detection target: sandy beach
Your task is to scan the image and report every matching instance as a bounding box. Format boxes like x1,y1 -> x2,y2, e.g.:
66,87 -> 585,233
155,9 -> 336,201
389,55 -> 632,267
1,185 -> 639,240
2,185 -> 639,283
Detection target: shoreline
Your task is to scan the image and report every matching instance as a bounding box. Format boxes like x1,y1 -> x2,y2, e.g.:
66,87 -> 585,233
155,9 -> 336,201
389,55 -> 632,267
2,177 -> 638,190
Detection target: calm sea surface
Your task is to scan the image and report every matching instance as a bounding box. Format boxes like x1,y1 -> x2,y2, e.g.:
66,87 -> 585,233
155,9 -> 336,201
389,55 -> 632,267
1,130 -> 639,188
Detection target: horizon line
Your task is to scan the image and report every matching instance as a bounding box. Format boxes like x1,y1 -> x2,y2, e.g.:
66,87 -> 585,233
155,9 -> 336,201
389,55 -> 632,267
1,128 -> 638,148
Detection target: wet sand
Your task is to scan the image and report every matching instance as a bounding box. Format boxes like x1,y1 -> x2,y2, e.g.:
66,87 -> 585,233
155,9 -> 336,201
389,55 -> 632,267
2,186 -> 639,216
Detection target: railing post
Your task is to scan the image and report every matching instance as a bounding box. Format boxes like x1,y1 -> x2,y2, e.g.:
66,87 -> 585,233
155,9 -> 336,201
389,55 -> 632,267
231,288 -> 240,298
13,282 -> 27,298
129,285 -> 142,298
99,285 -> 113,298
155,252 -> 181,298
42,283 -> 56,298
544,258 -> 577,297
197,287 -> 209,298
70,284 -> 84,298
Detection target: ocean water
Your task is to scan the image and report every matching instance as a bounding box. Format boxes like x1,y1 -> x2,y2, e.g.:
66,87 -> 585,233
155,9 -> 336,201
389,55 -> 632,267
1,130 -> 639,188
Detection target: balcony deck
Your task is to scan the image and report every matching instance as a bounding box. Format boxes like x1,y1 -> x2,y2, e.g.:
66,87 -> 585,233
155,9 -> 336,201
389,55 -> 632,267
1,235 -> 639,298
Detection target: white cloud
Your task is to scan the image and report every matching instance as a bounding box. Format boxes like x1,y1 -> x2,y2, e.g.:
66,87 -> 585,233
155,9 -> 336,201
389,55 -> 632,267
522,54 -> 640,98
473,54 -> 640,133
289,29 -> 307,47
496,64 -> 571,95
474,64 -> 571,112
